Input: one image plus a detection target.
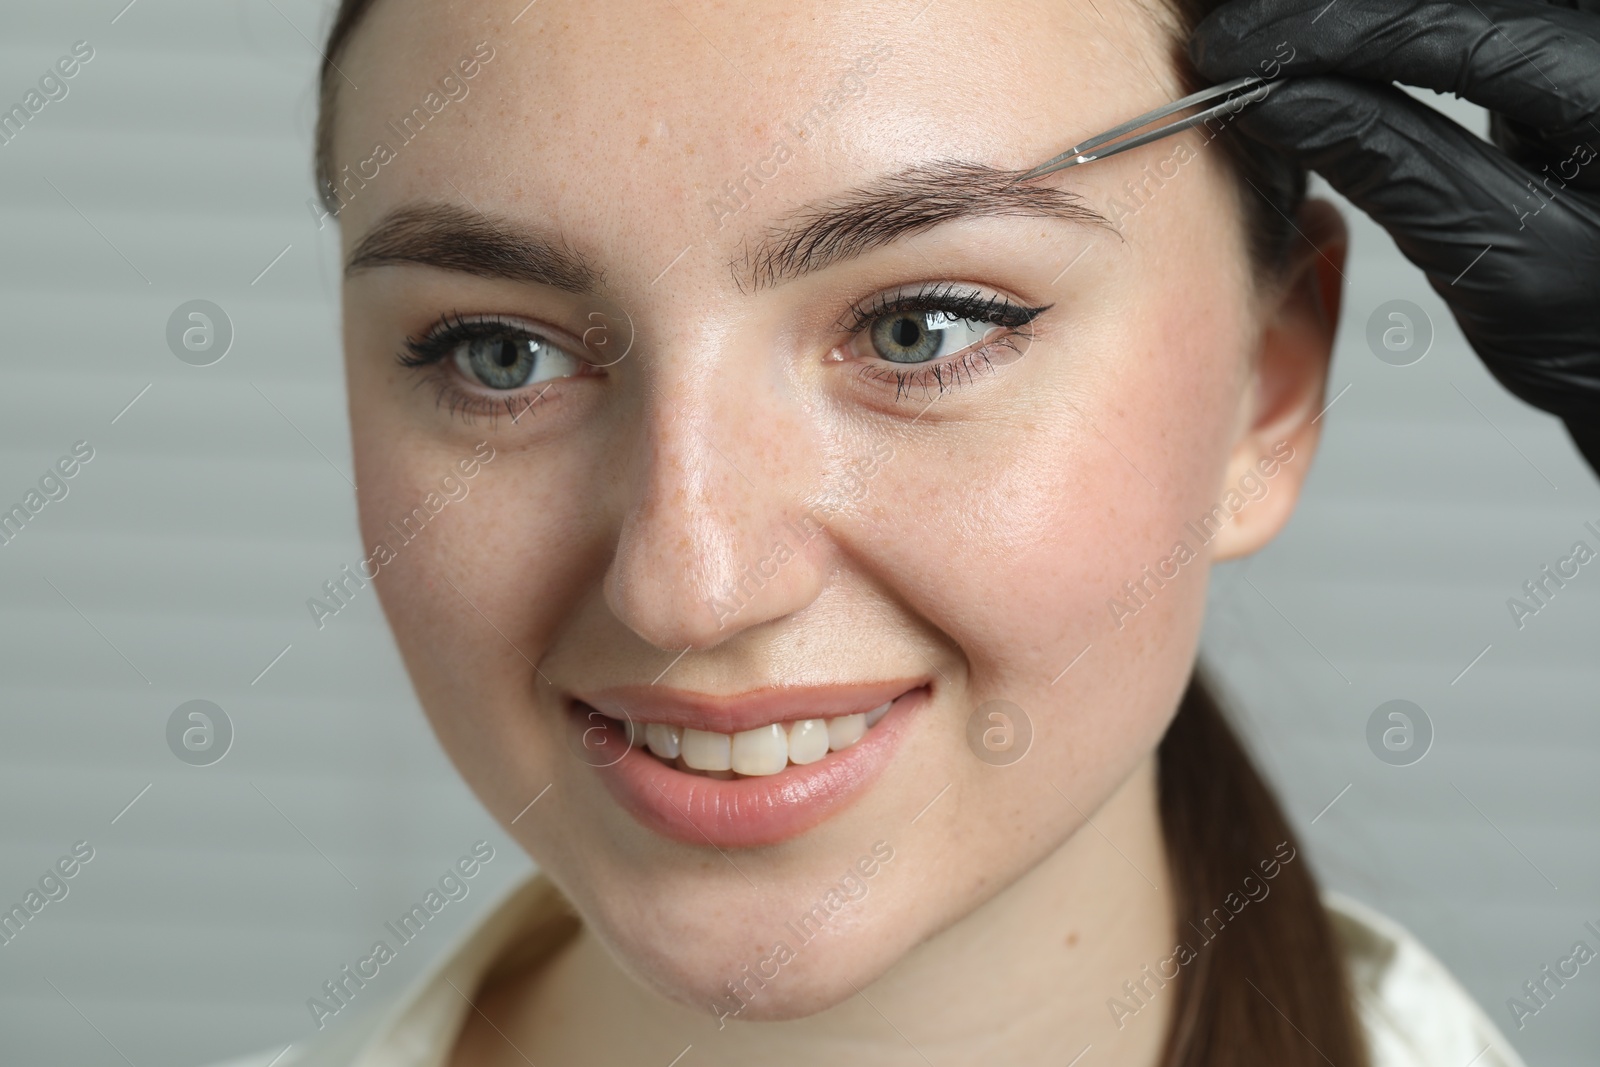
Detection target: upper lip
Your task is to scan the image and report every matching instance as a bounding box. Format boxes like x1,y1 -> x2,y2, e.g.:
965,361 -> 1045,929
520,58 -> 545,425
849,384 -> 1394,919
574,678 -> 928,735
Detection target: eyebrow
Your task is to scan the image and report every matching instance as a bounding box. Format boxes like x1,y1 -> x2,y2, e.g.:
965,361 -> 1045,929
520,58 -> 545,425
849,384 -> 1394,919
344,160 -> 1109,293
738,159 -> 1112,291
345,203 -> 602,293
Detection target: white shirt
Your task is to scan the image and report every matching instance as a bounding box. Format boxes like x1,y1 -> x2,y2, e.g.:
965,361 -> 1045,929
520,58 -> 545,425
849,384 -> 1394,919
215,874 -> 1527,1067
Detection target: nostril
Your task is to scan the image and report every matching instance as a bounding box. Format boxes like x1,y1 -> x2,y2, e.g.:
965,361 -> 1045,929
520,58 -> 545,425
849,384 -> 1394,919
600,569 -> 725,653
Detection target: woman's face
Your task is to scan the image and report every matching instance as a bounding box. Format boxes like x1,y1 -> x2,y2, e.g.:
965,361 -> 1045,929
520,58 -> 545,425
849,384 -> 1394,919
332,0 -> 1335,1020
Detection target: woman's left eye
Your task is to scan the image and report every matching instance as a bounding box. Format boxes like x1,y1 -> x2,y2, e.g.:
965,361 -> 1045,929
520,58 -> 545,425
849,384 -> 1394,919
860,310 -> 1005,365
452,332 -> 582,390
840,284 -> 1051,397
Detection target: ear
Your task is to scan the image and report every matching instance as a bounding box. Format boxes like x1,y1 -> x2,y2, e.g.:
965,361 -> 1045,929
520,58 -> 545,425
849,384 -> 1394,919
1211,197 -> 1348,563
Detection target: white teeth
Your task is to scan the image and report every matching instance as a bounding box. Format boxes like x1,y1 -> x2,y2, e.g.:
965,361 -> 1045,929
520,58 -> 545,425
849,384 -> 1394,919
731,724 -> 788,776
645,722 -> 682,760
786,719 -> 830,765
827,713 -> 866,752
680,728 -> 732,771
638,698 -> 901,776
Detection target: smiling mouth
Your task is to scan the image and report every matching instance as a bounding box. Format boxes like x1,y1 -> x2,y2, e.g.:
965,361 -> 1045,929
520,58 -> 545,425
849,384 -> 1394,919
571,680 -> 931,848
584,699 -> 897,779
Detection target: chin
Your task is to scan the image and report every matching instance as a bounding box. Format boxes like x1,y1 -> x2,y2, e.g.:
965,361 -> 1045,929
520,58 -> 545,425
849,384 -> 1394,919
600,904 -> 905,1024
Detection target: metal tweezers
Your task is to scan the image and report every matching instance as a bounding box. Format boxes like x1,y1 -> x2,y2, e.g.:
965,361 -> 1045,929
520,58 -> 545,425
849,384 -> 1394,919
1017,74 -> 1282,181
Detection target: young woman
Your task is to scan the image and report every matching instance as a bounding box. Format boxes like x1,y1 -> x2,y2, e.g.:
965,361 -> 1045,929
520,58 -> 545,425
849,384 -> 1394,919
223,0 -> 1532,1063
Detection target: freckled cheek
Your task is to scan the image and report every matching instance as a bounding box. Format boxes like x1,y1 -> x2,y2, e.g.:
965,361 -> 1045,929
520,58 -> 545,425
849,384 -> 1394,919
360,478 -> 600,822
833,435 -> 1108,678
835,342 -> 1235,690
353,452 -> 593,704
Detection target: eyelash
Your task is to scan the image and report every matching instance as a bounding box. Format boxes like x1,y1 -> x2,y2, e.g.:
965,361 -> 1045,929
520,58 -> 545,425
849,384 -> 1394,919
398,312 -> 575,424
839,282 -> 1050,401
394,284 -> 1052,422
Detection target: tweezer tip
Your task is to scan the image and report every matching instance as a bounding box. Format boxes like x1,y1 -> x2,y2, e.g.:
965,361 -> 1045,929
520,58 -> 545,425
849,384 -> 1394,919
1016,144 -> 1083,182
1016,155 -> 1088,182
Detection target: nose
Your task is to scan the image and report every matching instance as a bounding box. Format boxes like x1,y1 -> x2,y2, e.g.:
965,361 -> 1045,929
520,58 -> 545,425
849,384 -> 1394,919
602,338 -> 830,651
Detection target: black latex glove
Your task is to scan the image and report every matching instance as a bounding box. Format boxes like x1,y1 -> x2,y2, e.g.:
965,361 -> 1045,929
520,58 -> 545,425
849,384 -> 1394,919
1190,0 -> 1600,477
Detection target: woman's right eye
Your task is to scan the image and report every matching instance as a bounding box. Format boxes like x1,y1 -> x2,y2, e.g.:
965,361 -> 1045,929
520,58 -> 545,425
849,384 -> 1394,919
399,315 -> 592,399
861,310 -> 1010,365
452,332 -> 585,391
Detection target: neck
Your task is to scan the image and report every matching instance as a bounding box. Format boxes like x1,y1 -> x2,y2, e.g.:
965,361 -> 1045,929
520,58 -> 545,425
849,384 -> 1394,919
474,754 -> 1177,1067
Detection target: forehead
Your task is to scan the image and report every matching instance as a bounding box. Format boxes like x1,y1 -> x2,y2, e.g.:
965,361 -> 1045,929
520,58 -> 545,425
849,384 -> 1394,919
330,0 -> 1184,272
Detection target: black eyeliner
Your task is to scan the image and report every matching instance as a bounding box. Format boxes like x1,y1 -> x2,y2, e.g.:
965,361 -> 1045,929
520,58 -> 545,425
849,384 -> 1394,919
841,281 -> 1051,335
398,311 -> 543,369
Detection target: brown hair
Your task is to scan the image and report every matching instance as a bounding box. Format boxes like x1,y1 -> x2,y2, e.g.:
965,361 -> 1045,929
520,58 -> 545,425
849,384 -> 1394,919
1156,670 -> 1368,1065
313,0 -> 381,214
312,4 -> 1362,1064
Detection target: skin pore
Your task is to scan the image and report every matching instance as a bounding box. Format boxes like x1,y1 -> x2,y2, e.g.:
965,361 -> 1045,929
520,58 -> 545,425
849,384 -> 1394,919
327,0 -> 1347,1064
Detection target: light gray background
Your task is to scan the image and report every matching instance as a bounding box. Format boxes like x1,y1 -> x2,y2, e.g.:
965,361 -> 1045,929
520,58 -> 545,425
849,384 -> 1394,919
0,2 -> 1594,1065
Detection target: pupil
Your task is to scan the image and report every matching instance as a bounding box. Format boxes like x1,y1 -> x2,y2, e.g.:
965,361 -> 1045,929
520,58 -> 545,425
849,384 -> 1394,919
496,340 -> 518,367
891,317 -> 922,348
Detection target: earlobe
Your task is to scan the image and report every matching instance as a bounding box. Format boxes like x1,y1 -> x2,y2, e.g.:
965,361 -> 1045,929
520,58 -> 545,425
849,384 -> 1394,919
1212,198 -> 1349,563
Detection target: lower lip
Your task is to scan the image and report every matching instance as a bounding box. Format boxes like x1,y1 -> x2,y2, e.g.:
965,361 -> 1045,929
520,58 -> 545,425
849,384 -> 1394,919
581,686 -> 928,849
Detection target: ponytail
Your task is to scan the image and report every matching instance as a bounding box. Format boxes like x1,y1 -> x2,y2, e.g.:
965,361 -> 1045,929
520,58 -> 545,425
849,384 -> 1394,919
1155,667 -> 1369,1066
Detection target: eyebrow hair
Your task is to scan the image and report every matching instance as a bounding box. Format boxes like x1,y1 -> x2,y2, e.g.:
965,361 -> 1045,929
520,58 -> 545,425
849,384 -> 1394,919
345,203 -> 602,293
737,159 -> 1113,291
344,162 -> 1107,295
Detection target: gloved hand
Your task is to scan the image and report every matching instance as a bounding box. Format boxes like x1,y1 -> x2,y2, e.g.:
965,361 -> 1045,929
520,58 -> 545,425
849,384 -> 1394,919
1189,0 -> 1600,476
